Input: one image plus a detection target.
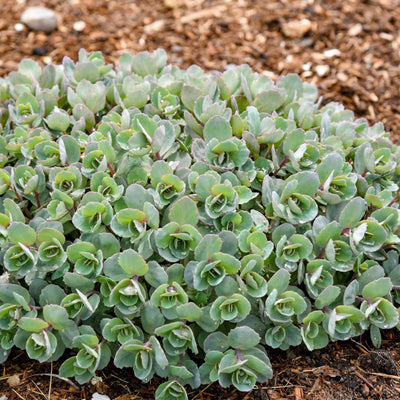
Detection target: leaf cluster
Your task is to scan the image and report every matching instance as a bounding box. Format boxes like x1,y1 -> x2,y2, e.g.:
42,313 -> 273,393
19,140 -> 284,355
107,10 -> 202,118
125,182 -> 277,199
1,49 -> 400,398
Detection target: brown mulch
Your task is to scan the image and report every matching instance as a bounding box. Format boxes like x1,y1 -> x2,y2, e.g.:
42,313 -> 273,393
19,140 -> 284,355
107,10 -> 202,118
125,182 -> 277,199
2,331 -> 400,400
1,0 -> 400,399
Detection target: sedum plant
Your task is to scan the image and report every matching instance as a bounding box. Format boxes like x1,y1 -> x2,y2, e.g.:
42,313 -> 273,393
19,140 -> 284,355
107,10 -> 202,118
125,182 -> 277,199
1,49 -> 400,398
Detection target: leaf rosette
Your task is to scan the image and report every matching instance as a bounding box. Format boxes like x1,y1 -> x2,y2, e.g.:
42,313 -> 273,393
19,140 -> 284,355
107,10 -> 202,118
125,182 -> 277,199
275,234 -> 313,272
156,174 -> 185,206
90,172 -> 124,203
0,328 -> 16,350
214,211 -> 253,233
351,220 -> 387,255
25,330 -> 58,362
0,304 -> 22,330
210,293 -> 251,322
60,291 -> 99,320
13,165 -> 45,205
81,149 -> 108,178
360,298 -> 399,330
102,317 -> 144,344
218,347 -> 272,392
238,254 -> 268,298
151,282 -> 188,311
67,241 -> 103,277
264,324 -> 302,350
205,137 -> 250,170
238,231 -> 273,259
265,288 -> 307,324
34,140 -> 62,167
49,166 -> 85,197
318,175 -> 357,205
4,243 -> 38,277
304,260 -> 333,299
9,92 -> 44,126
109,278 -> 147,316
155,321 -> 198,356
155,222 -> 201,262
185,234 -> 241,291
323,306 -> 365,341
72,193 -> 113,233
205,183 -> 239,219
59,334 -> 111,384
300,311 -> 329,351
155,380 -> 188,400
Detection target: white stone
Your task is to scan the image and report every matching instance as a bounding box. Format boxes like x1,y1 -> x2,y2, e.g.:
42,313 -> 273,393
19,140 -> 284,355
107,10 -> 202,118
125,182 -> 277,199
21,7 -> 58,33
144,20 -> 165,34
73,21 -> 86,32
348,23 -> 362,36
323,49 -> 341,58
315,65 -> 330,77
92,394 -> 111,400
14,23 -> 25,32
285,55 -> 293,63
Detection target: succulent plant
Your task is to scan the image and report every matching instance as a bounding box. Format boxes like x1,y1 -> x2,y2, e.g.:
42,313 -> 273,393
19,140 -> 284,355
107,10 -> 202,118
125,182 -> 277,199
1,49 -> 400,398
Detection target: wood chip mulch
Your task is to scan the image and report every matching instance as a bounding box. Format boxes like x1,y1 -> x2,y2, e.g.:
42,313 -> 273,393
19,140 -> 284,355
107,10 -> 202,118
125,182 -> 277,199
1,0 -> 400,399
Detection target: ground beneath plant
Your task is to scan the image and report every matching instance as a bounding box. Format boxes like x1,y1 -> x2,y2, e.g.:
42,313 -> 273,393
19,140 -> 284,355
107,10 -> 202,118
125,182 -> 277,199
1,0 -> 400,399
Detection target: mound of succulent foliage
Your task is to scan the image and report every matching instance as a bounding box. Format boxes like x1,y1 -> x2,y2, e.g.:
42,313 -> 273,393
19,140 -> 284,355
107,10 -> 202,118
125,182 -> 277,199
1,49 -> 400,398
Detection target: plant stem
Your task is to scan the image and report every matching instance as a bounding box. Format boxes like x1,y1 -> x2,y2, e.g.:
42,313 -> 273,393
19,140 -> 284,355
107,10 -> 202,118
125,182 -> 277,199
34,191 -> 41,208
107,161 -> 115,176
236,348 -> 243,361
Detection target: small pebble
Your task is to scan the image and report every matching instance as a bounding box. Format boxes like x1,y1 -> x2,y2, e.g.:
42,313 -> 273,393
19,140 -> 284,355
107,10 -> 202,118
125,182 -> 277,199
73,20 -> 86,32
14,23 -> 25,32
21,7 -> 58,33
32,47 -> 48,56
380,32 -> 393,41
285,54 -> 293,63
171,44 -> 183,52
6,375 -> 20,388
337,72 -> 348,81
92,394 -> 111,400
348,23 -> 362,36
163,0 -> 185,7
323,49 -> 341,58
143,19 -> 165,34
315,65 -> 330,77
282,19 -> 312,38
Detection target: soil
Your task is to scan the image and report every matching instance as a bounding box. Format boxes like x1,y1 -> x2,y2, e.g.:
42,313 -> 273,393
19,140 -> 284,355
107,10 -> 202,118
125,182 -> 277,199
1,0 -> 400,399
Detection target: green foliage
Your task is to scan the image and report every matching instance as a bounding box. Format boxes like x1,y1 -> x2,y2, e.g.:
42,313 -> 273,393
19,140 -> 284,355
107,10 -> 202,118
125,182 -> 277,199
1,49 -> 400,398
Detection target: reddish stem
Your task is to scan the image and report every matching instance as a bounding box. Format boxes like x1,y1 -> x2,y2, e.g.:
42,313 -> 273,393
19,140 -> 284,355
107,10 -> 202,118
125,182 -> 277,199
107,161 -> 115,176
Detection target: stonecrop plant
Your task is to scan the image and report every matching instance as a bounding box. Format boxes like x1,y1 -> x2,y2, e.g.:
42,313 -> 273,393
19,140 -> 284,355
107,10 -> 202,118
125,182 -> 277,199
1,49 -> 400,399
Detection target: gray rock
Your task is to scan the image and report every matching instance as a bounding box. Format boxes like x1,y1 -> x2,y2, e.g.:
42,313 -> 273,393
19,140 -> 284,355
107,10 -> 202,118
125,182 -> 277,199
21,7 -> 58,33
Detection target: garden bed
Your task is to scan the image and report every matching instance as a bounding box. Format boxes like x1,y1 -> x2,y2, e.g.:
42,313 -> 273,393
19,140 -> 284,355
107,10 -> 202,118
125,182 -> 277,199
1,1 -> 400,399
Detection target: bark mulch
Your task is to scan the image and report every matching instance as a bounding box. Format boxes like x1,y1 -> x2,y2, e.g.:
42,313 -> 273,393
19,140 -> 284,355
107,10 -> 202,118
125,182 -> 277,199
1,0 -> 400,399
